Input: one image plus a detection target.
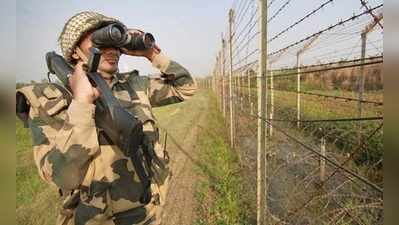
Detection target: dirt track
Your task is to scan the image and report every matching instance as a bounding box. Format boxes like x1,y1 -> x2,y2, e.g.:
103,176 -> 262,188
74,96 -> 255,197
153,90 -> 209,225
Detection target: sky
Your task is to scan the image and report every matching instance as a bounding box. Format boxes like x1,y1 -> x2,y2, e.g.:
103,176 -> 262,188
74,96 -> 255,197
13,0 -> 383,82
15,0 -> 233,82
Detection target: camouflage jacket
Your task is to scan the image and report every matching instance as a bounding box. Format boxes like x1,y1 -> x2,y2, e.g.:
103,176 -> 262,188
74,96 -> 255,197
16,53 -> 196,225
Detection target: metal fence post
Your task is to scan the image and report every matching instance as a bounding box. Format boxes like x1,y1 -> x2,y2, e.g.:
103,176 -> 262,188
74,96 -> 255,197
228,9 -> 235,148
217,52 -> 221,109
216,57 -> 218,94
238,74 -> 242,110
296,53 -> 301,128
358,13 -> 382,145
221,35 -> 226,118
320,134 -> 326,183
269,63 -> 274,137
357,32 -> 367,145
257,0 -> 268,224
296,34 -> 320,128
248,70 -> 253,115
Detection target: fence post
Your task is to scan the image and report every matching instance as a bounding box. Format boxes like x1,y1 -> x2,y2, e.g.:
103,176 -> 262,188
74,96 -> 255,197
296,53 -> 301,128
216,53 -> 219,107
221,36 -> 226,118
320,134 -> 326,183
257,0 -> 268,224
212,63 -> 214,92
357,13 -> 382,126
357,33 -> 367,146
248,70 -> 253,115
269,62 -> 274,137
218,51 -> 222,112
238,74 -> 242,110
295,34 -> 320,128
214,55 -> 217,93
228,9 -> 235,148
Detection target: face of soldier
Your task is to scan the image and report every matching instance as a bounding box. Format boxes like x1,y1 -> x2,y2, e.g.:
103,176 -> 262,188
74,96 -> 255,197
76,32 -> 121,76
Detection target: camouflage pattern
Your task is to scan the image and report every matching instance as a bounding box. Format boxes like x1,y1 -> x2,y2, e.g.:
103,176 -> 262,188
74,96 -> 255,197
58,11 -> 122,63
16,53 -> 196,225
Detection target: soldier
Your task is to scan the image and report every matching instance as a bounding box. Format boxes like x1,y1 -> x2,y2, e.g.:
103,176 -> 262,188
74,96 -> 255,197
16,11 -> 196,225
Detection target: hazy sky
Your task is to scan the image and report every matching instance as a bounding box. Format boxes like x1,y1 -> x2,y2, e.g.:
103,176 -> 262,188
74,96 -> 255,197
14,0 -> 382,82
16,0 -> 233,82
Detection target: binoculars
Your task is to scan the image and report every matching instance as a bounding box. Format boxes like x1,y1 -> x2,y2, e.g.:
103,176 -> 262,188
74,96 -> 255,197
91,22 -> 155,51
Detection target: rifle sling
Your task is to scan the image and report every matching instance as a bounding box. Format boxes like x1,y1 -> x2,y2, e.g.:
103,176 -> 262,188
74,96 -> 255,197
89,72 -> 152,204
120,80 -> 166,171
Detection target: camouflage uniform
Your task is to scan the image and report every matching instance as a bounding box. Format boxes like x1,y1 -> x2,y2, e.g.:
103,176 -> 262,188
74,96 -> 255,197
16,11 -> 196,225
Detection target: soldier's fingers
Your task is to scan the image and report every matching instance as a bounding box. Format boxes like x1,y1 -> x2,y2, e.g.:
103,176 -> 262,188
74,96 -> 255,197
75,62 -> 92,83
68,75 -> 75,89
75,61 -> 84,70
127,28 -> 144,35
154,44 -> 161,53
93,87 -> 101,99
74,61 -> 89,76
120,47 -> 146,57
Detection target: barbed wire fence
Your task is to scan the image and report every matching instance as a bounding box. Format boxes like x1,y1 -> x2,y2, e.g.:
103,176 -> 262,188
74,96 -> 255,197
203,0 -> 384,224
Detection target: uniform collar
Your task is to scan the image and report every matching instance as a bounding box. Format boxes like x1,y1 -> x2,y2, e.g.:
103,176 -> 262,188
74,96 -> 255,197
109,72 -> 128,89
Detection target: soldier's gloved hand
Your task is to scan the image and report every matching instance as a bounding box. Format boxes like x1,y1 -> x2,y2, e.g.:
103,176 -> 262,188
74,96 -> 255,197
69,61 -> 100,104
120,29 -> 161,62
142,131 -> 165,168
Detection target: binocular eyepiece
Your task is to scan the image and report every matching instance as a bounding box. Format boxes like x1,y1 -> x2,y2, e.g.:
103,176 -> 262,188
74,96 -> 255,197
91,22 -> 155,51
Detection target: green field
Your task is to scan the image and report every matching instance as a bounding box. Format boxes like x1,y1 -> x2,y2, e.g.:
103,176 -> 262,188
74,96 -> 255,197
236,85 -> 383,180
16,117 -> 60,225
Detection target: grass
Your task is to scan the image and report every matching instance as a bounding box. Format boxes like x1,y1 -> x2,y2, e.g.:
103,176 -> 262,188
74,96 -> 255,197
194,92 -> 251,225
238,84 -> 383,180
16,118 -> 45,206
233,84 -> 383,223
16,118 -> 60,225
271,90 -> 383,173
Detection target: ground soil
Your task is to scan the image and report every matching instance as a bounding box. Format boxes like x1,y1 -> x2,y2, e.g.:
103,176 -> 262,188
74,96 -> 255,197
153,91 -> 209,225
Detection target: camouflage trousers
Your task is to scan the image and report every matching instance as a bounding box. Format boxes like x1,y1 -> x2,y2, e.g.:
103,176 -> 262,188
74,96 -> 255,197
56,175 -> 170,225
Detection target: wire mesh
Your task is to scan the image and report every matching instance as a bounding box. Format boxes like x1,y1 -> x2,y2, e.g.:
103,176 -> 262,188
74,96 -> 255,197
209,0 -> 383,224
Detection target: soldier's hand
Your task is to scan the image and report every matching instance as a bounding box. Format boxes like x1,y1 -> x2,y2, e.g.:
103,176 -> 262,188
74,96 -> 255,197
69,61 -> 100,104
120,29 -> 161,62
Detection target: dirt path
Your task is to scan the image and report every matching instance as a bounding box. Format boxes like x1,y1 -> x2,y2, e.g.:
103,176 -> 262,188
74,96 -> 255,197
153,90 -> 209,225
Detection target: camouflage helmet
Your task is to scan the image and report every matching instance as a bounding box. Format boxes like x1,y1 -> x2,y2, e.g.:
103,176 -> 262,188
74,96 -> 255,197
58,11 -> 121,63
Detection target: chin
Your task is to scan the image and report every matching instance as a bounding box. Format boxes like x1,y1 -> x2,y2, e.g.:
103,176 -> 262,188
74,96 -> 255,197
99,64 -> 119,74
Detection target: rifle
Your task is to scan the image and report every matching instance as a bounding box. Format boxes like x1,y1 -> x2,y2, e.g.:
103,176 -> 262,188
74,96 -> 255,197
45,47 -> 152,204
